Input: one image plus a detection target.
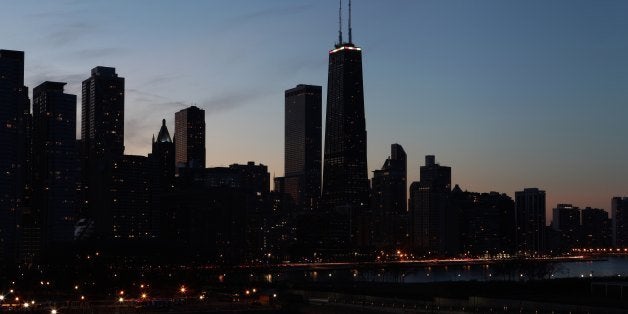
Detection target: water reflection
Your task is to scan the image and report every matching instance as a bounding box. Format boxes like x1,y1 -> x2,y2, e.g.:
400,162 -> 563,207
256,257 -> 628,284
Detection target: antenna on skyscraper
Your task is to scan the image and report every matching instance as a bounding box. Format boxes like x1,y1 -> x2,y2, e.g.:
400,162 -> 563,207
338,0 -> 343,45
348,0 -> 352,43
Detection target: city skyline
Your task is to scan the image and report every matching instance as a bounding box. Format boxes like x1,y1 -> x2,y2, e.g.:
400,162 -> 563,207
1,0 -> 627,215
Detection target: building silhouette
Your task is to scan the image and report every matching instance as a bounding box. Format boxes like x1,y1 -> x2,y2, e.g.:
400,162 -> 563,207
0,50 -> 31,264
80,66 -> 125,239
453,190 -> 515,255
110,155 -> 151,239
409,155 -> 454,254
551,204 -> 581,251
581,207 -> 611,248
164,162 -> 270,263
284,84 -> 322,210
32,82 -> 79,255
174,106 -> 205,173
81,67 -> 125,158
371,143 -> 407,249
149,119 -> 175,238
321,3 -> 369,249
151,119 -> 175,187
372,144 -> 407,214
515,188 -> 546,253
612,197 -> 628,247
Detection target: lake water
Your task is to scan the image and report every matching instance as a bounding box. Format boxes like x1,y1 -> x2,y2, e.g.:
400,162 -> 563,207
264,257 -> 628,284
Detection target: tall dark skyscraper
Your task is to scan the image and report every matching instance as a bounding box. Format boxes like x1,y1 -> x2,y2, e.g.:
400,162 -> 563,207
612,197 -> 628,247
371,143 -> 408,249
110,155 -> 151,239
551,203 -> 581,250
322,2 -> 368,214
32,82 -> 79,251
175,106 -> 205,172
372,143 -> 407,214
82,66 -> 125,157
515,188 -> 546,253
149,119 -> 175,238
81,66 -> 125,239
284,84 -> 321,210
409,155 -> 454,254
0,50 -> 30,264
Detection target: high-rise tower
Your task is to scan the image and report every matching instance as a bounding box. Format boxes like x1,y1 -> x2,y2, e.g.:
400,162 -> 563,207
0,50 -> 31,264
515,188 -> 546,253
81,66 -> 125,158
32,82 -> 79,250
174,106 -> 205,173
322,0 -> 368,213
80,66 -> 124,239
409,155 -> 453,254
284,84 -> 321,210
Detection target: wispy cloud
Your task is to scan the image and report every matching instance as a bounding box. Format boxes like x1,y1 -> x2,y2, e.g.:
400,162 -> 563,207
47,21 -> 98,46
27,62 -> 85,90
72,47 -> 126,59
198,89 -> 268,115
224,3 -> 314,26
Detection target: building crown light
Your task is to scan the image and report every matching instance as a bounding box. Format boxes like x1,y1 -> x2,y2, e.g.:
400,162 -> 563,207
329,45 -> 362,54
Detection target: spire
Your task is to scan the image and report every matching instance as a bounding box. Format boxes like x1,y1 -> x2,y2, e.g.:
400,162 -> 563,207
156,119 -> 172,143
348,0 -> 352,43
338,0 -> 343,45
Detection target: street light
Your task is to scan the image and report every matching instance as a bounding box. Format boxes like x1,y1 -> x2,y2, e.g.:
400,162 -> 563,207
51,310 -> 58,314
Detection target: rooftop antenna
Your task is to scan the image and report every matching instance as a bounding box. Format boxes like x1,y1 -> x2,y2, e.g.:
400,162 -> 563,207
338,0 -> 343,45
348,0 -> 352,43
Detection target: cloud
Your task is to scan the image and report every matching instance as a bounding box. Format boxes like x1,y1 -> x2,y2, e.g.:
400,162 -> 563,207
26,62 -> 86,92
224,3 -> 314,26
47,21 -> 98,46
197,89 -> 269,115
72,47 -> 126,60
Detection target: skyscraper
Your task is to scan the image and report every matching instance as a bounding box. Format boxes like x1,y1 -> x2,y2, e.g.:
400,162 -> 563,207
284,84 -> 321,210
149,119 -> 175,238
81,66 -> 125,158
81,66 -> 125,239
322,1 -> 368,213
611,197 -> 628,247
110,155 -> 152,239
372,144 -> 407,214
551,204 -> 581,251
32,82 -> 79,252
409,155 -> 454,254
515,188 -> 546,253
371,144 -> 407,249
0,49 -> 30,264
174,106 -> 205,172
151,119 -> 175,191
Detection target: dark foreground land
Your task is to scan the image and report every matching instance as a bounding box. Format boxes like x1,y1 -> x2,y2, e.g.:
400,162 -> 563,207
5,278 -> 627,313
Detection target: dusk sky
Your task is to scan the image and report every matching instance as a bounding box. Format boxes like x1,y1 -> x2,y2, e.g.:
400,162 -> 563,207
2,0 -> 627,217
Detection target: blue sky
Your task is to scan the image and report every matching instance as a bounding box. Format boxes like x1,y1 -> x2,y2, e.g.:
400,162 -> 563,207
2,0 -> 627,216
